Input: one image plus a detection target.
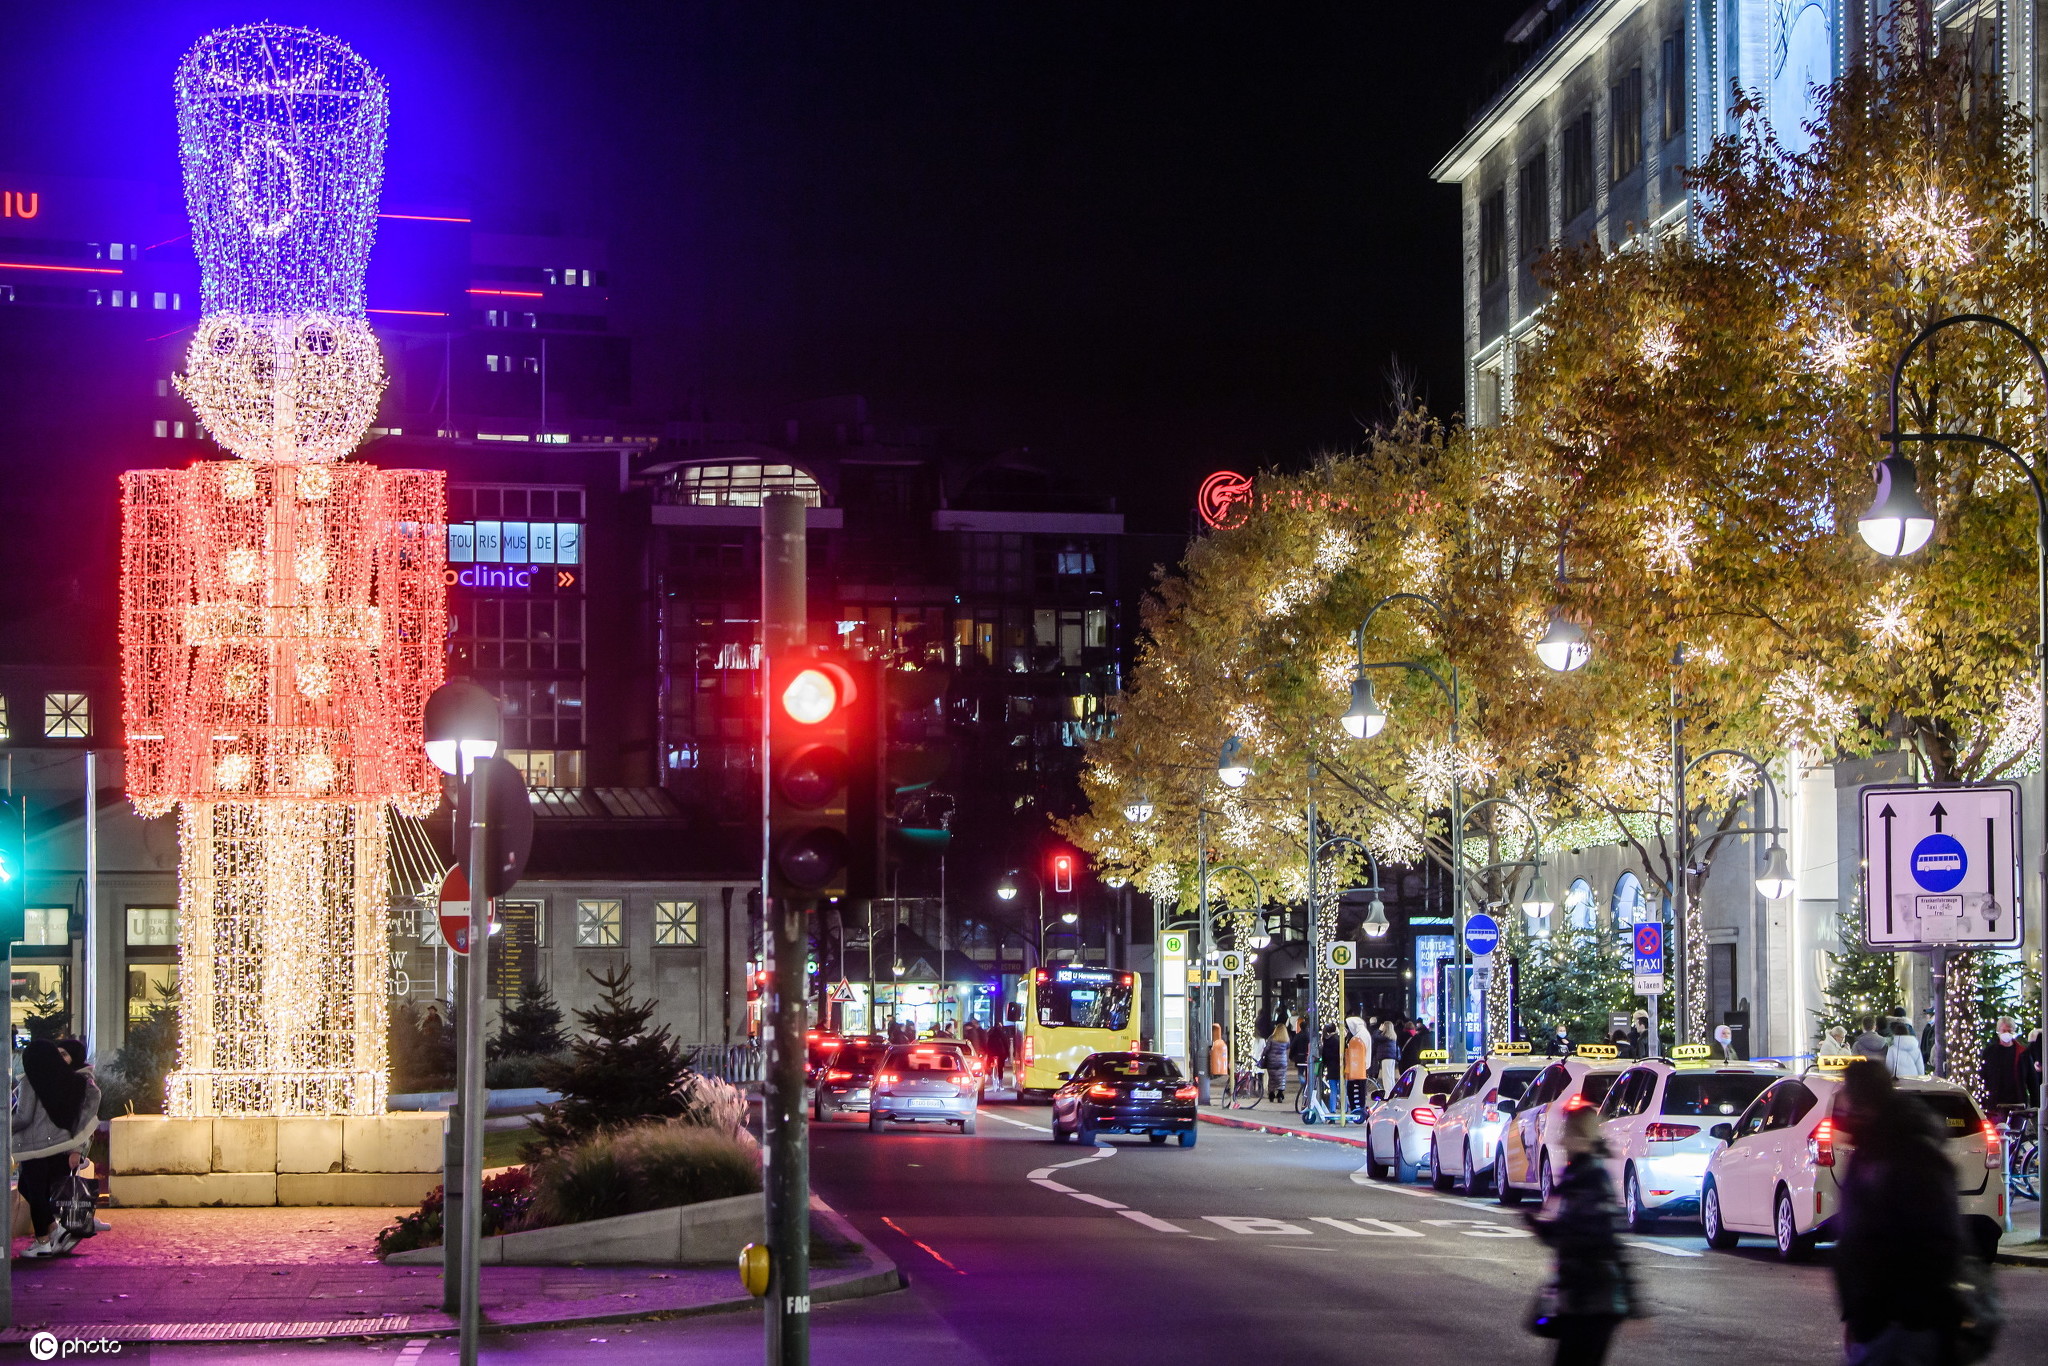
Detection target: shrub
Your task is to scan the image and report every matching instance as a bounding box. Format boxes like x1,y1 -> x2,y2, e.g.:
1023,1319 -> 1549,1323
390,1000 -> 456,1093
485,1050 -> 570,1091
491,978 -> 568,1060
675,1072 -> 749,1142
526,965 -> 692,1155
374,1167 -> 534,1256
526,1121 -> 760,1228
100,985 -> 179,1118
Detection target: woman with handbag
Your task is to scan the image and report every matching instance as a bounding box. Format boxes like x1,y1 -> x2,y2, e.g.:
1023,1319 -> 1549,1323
12,1038 -> 101,1258
1525,1104 -> 1634,1365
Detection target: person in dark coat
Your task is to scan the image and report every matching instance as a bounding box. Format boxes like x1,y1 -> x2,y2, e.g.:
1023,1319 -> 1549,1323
983,1021 -> 1012,1085
1831,1060 -> 1966,1363
1526,1104 -> 1633,1364
1625,1011 -> 1650,1059
1982,1018 -> 2039,1109
1397,1018 -> 1432,1069
1288,1014 -> 1310,1094
1261,1023 -> 1291,1103
1318,1023 -> 1342,1111
1547,1023 -> 1573,1057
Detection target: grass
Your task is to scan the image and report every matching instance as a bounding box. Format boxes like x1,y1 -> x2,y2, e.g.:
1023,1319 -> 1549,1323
482,1127 -> 530,1169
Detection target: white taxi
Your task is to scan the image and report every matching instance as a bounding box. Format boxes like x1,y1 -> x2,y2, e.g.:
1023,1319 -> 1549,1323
1701,1055 -> 2007,1261
1429,1043 -> 1546,1196
1597,1047 -> 1781,1230
1493,1046 -> 1631,1204
1363,1051 -> 1467,1183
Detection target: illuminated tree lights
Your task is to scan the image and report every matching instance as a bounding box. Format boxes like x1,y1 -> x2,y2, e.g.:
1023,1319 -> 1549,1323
121,25 -> 443,1118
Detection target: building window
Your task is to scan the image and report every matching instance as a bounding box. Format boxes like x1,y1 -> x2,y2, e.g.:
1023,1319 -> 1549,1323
1054,543 -> 1097,576
1478,188 -> 1506,288
485,353 -> 510,372
126,906 -> 179,946
1661,33 -> 1685,143
1565,878 -> 1595,930
655,900 -> 699,946
1610,67 -> 1644,182
576,899 -> 622,947
128,963 -> 179,1023
1474,356 -> 1504,426
504,748 -> 586,788
42,693 -> 89,739
676,463 -> 825,508
21,908 -> 69,947
1517,151 -> 1549,259
1561,109 -> 1595,222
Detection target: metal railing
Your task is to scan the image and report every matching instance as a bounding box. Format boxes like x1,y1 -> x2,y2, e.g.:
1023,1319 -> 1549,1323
696,1042 -> 764,1085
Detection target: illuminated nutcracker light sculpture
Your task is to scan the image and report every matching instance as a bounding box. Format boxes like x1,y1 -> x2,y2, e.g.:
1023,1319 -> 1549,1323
121,26 -> 444,1117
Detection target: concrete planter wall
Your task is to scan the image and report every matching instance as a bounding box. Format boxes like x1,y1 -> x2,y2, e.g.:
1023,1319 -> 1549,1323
384,1190 -> 762,1266
110,1112 -> 446,1207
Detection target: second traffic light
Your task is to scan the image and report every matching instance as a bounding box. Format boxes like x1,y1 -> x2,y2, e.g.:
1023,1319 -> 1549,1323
767,650 -> 882,899
1052,851 -> 1075,894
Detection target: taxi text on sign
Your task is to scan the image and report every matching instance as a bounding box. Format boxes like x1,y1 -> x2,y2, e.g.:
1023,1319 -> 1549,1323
1858,783 -> 2024,950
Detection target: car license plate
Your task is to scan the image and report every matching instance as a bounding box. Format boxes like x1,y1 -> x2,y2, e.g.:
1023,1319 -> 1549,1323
1133,1088 -> 1159,1099
907,1097 -> 940,1108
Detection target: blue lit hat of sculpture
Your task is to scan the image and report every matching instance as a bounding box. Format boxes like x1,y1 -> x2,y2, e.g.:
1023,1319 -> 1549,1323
173,25 -> 390,463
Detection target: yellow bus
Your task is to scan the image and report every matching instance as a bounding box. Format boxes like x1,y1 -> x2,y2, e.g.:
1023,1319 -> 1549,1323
1013,965 -> 1140,1095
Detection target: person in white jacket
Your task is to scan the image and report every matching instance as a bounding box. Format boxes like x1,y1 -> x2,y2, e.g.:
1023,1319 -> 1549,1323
1884,1018 -> 1927,1079
11,1038 -> 100,1257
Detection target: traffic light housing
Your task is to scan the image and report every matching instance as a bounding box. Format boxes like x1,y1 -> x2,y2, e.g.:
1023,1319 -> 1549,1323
767,650 -> 882,899
0,792 -> 25,947
1051,851 -> 1075,894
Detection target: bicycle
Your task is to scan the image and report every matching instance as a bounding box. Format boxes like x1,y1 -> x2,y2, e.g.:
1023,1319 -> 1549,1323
1225,1065 -> 1266,1110
1994,1105 -> 2039,1203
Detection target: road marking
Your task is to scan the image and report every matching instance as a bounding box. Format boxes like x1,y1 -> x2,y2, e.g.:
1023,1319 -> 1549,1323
1118,1210 -> 1186,1233
1421,1218 -> 1533,1239
1050,1152 -> 1111,1169
984,1109 -> 1051,1132
396,1342 -> 430,1364
1625,1237 -> 1705,1259
880,1216 -> 966,1274
1266,1244 -> 1338,1251
1069,1192 -> 1127,1210
1031,1178 -> 1078,1193
1027,1167 -> 1057,1179
1311,1216 -> 1424,1237
1203,1216 -> 1313,1235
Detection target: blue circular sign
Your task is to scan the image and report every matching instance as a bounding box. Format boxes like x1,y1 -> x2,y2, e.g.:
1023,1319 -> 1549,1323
1465,913 -> 1499,957
1633,924 -> 1662,959
1910,833 -> 1967,893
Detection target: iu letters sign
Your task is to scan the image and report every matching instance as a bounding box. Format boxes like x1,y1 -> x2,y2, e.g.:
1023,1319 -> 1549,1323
1859,784 -> 2023,950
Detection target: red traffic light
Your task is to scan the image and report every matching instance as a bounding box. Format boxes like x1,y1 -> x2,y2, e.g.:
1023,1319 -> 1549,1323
1052,853 -> 1074,893
781,662 -> 856,724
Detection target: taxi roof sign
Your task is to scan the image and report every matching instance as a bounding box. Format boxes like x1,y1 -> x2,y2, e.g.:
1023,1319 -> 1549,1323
1814,1054 -> 1862,1071
1669,1044 -> 1713,1064
1574,1044 -> 1620,1060
1491,1040 -> 1533,1055
1417,1049 -> 1450,1063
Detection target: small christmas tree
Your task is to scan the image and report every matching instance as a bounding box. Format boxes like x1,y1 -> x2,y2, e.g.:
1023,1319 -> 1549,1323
491,977 -> 569,1059
1507,921 -> 1632,1048
526,964 -> 692,1156
1817,902 -> 1898,1043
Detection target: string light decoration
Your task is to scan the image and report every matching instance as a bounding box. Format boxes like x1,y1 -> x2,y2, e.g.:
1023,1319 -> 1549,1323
120,25 -> 445,1119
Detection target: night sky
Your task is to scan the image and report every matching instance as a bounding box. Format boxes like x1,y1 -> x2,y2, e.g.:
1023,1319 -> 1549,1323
0,2 -> 1531,533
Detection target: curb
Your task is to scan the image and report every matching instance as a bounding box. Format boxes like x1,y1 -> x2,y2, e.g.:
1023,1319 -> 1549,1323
0,1196 -> 903,1346
1994,1242 -> 2048,1269
1198,1110 -> 1371,1149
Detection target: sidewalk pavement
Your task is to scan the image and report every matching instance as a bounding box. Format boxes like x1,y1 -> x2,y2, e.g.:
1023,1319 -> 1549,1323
1197,1103 -> 2048,1269
0,1196 -> 899,1345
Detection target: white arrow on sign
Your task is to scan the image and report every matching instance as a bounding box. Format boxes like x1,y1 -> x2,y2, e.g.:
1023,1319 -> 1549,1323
1859,784 -> 2022,951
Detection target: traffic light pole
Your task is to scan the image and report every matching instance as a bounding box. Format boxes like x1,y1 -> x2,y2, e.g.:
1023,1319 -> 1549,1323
761,492 -> 810,1366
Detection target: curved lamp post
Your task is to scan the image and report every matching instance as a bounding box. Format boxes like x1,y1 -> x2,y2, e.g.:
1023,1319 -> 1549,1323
1863,315 -> 2048,1234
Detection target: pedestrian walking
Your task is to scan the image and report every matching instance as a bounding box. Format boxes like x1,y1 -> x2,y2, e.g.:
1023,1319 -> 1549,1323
1831,1059 -> 1975,1365
1372,1019 -> 1399,1095
1626,1011 -> 1650,1059
1398,1017 -> 1432,1069
54,1037 -> 111,1235
1525,1104 -> 1636,1364
12,1038 -> 101,1258
1343,1017 -> 1372,1118
1884,1018 -> 1925,1080
1851,1018 -> 1889,1064
1318,1022 -> 1342,1111
1982,1017 -> 2038,1108
1261,1022 -> 1290,1103
1288,1014 -> 1310,1094
1819,1023 -> 1850,1057
985,1021 -> 1012,1086
1918,1007 -> 1937,1069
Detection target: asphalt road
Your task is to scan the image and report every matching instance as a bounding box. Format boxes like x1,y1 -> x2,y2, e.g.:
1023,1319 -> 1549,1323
159,1106 -> 2048,1364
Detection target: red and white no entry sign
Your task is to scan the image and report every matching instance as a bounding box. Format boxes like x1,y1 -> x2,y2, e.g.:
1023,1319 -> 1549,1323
438,865 -> 494,954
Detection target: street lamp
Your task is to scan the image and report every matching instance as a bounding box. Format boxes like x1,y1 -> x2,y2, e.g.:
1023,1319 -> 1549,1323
1754,843 -> 1795,901
1342,677 -> 1386,739
1060,910 -> 1078,925
1533,613 -> 1592,673
1361,895 -> 1390,939
421,680 -> 500,1358
1867,317 -> 2048,1215
1123,795 -> 1156,824
1217,735 -> 1252,788
1518,872 -> 1555,919
997,868 -> 1045,969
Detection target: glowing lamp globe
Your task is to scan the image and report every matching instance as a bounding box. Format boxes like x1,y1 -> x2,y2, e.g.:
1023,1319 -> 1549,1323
1519,874 -> 1555,919
1534,614 -> 1591,673
424,682 -> 502,776
1216,736 -> 1251,788
1857,453 -> 1934,557
1342,677 -> 1386,740
1123,796 -> 1155,824
1754,844 -> 1795,901
1362,898 -> 1390,939
996,873 -> 1020,902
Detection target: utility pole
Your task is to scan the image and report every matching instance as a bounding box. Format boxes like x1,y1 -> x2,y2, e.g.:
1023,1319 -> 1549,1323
760,492 -> 810,1366
1670,646 -> 1690,1044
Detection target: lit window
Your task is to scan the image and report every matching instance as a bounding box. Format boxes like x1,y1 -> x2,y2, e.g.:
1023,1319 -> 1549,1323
575,898 -> 622,947
153,420 -> 168,438
173,421 -> 186,438
109,243 -> 124,260
655,900 -> 699,946
153,292 -> 168,309
126,906 -> 179,946
171,293 -> 181,310
677,463 -> 825,508
127,963 -> 179,1022
43,692 -> 89,739
0,695 -> 9,740
155,379 -> 169,396
522,356 -> 540,375
21,908 -> 69,947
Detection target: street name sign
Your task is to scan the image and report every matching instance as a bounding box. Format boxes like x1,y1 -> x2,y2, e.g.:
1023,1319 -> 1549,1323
1632,921 -> 1664,996
1464,912 -> 1500,958
1859,784 -> 2023,950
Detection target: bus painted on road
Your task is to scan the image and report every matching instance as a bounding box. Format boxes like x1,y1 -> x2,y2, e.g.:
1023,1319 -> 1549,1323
1014,965 -> 1139,1095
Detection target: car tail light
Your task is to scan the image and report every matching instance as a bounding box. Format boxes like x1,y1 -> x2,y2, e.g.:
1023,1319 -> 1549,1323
1023,1035 -> 1036,1066
1483,1087 -> 1499,1104
954,1074 -> 979,1091
1563,1092 -> 1591,1112
1413,1106 -> 1437,1127
1174,1085 -> 1197,1101
825,1069 -> 853,1081
1087,1083 -> 1119,1100
1808,1117 -> 1835,1168
1645,1123 -> 1699,1143
1982,1119 -> 2002,1170
877,1073 -> 898,1089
